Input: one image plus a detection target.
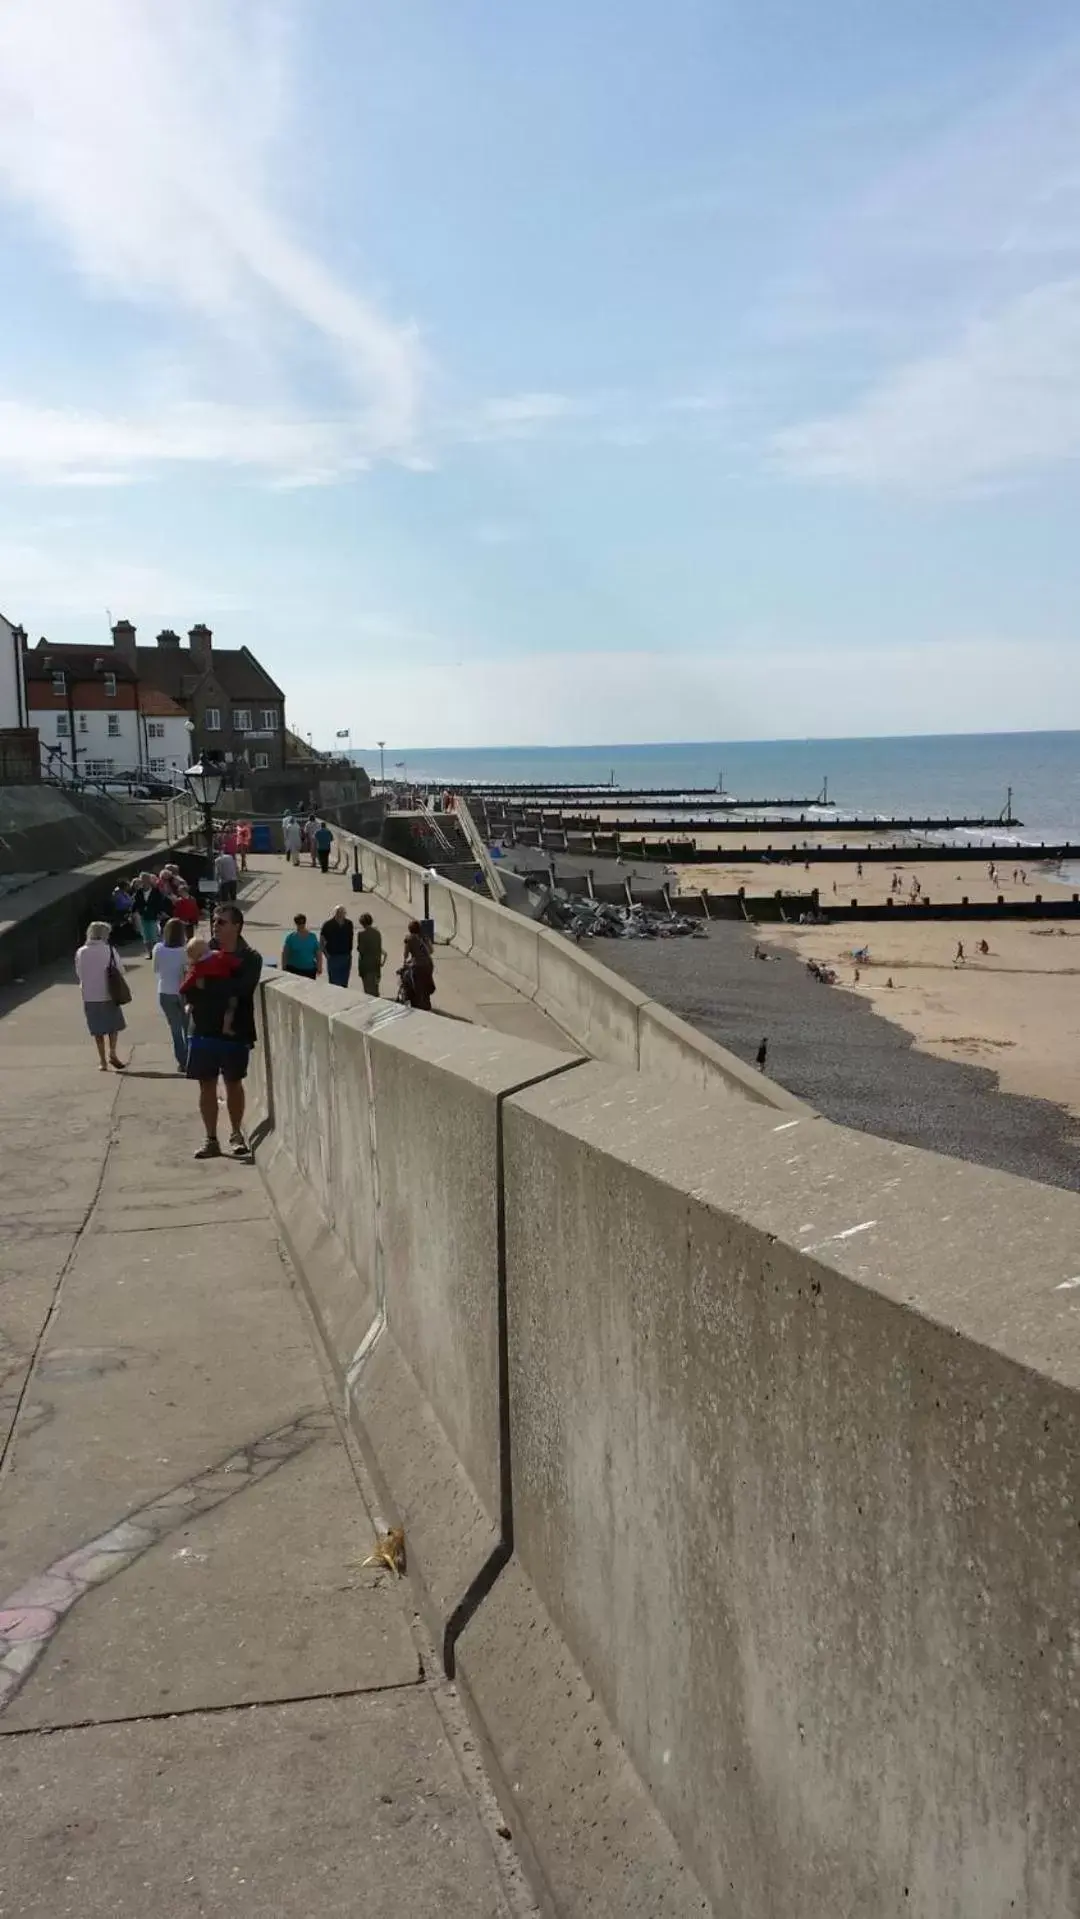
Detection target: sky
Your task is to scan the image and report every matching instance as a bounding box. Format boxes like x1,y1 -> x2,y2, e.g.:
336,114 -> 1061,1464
2,0 -> 1080,750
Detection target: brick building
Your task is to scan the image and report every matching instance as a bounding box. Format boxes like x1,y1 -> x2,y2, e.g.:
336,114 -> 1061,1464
24,621 -> 286,784
112,621 -> 287,774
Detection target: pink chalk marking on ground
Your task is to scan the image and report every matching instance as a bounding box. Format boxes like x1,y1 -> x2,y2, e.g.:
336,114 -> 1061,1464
0,1607 -> 56,1643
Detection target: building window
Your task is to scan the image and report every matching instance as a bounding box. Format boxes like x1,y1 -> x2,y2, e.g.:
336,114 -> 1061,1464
52,672 -> 66,696
107,713 -> 120,737
260,708 -> 279,731
56,712 -> 70,736
85,759 -> 115,779
234,709 -> 251,731
78,713 -> 88,734
147,721 -> 165,740
149,757 -> 166,774
204,707 -> 221,731
103,673 -> 117,697
253,751 -> 270,770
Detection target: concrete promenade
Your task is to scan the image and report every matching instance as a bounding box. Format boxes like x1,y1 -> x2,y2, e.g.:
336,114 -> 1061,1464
0,858 -> 542,1915
254,848 -> 575,1051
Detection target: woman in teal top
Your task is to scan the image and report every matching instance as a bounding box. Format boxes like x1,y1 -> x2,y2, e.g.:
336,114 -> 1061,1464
281,913 -> 323,979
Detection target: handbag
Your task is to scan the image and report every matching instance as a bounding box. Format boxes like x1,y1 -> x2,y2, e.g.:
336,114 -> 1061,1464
107,946 -> 132,1007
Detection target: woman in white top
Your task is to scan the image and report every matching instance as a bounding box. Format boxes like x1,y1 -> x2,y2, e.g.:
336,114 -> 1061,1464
153,917 -> 191,1072
74,921 -> 127,1072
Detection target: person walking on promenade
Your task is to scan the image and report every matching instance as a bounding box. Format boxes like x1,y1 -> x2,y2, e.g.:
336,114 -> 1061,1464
181,903 -> 262,1159
214,844 -> 239,903
314,820 -> 334,873
236,820 -> 251,872
282,815 -> 302,866
281,912 -> 323,979
320,905 -> 354,987
132,872 -> 167,957
756,1036 -> 769,1072
956,940 -> 965,964
153,917 -> 191,1071
304,812 -> 319,867
399,919 -> 435,1010
75,921 -> 128,1072
171,880 -> 200,933
356,913 -> 385,996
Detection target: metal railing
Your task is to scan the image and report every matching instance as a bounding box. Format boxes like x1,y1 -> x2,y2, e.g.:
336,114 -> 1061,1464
417,803 -> 456,858
454,796 -> 506,902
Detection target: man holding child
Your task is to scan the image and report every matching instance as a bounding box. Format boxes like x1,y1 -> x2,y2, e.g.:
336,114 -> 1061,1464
181,902 -> 263,1160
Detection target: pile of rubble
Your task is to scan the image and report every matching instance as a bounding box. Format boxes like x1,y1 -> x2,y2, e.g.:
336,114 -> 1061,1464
538,889 -> 707,940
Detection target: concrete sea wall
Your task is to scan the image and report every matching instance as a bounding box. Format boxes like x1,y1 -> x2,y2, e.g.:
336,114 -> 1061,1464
251,974 -> 1080,1918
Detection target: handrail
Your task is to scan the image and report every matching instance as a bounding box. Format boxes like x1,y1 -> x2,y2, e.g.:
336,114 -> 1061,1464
418,803 -> 456,857
454,796 -> 507,902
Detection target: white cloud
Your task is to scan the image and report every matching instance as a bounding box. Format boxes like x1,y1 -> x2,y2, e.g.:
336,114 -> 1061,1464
774,279 -> 1080,491
0,537 -> 246,621
0,0 -> 423,472
480,393 -> 576,426
0,399 -> 378,486
765,45 -> 1080,492
287,636 -> 1080,748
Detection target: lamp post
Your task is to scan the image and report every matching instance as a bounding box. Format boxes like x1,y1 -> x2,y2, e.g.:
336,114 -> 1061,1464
422,868 -> 437,946
184,758 -> 227,920
377,739 -> 386,785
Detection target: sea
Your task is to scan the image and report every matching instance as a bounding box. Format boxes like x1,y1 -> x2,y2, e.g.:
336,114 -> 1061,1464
373,732 -> 1080,846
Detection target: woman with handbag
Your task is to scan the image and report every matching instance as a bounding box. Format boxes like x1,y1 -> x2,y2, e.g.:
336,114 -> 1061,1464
75,920 -> 129,1071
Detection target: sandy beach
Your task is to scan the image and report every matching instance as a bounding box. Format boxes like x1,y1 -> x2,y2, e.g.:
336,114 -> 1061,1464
672,847 -> 1080,1122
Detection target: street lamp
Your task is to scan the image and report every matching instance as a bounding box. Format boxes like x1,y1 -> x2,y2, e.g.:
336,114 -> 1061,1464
184,758 -> 227,917
377,739 -> 386,785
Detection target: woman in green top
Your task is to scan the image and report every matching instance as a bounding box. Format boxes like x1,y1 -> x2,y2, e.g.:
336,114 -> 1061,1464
281,913 -> 323,979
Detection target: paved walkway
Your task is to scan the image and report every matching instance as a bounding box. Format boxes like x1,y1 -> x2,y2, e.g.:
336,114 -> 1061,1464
243,851 -> 576,1051
0,864 -> 542,1915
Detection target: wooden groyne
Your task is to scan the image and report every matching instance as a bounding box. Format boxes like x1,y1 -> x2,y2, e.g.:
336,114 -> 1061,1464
508,840 -> 1076,869
495,822 -> 1035,855
460,785 -> 833,806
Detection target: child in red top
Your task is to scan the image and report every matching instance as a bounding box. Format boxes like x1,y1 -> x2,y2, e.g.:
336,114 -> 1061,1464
182,937 -> 242,1034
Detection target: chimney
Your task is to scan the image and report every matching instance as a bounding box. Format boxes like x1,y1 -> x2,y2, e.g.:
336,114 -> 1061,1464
156,628 -> 182,649
112,618 -> 137,664
188,623 -> 212,669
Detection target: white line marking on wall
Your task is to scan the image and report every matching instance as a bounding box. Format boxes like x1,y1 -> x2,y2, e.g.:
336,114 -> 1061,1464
802,1220 -> 878,1253
772,1120 -> 801,1133
1055,1276 -> 1080,1291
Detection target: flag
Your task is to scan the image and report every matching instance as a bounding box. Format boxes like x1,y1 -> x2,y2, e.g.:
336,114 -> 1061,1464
335,728 -> 350,738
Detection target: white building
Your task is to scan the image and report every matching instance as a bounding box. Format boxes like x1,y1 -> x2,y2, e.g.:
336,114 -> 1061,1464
25,645 -> 190,784
0,612 -> 29,731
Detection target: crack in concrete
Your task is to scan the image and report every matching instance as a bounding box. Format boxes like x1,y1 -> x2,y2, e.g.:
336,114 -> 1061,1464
0,1676 -> 426,1739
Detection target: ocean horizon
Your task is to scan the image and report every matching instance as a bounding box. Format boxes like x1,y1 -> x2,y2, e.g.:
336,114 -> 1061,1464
352,731 -> 1080,843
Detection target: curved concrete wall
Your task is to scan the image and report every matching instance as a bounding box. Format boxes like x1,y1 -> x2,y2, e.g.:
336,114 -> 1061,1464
251,985 -> 1080,1918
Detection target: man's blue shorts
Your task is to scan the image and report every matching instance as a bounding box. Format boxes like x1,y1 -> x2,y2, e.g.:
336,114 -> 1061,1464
186,1035 -> 252,1083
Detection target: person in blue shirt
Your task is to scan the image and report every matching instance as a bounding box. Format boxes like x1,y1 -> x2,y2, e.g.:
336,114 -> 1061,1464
281,913 -> 323,980
314,822 -> 334,873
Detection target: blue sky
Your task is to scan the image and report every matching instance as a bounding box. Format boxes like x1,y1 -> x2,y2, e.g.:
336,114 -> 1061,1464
1,0 -> 1079,748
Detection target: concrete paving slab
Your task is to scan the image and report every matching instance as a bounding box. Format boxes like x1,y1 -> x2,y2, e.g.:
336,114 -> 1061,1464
0,1691 -> 514,1919
1,1425 -> 418,1730
0,1213 -> 333,1596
